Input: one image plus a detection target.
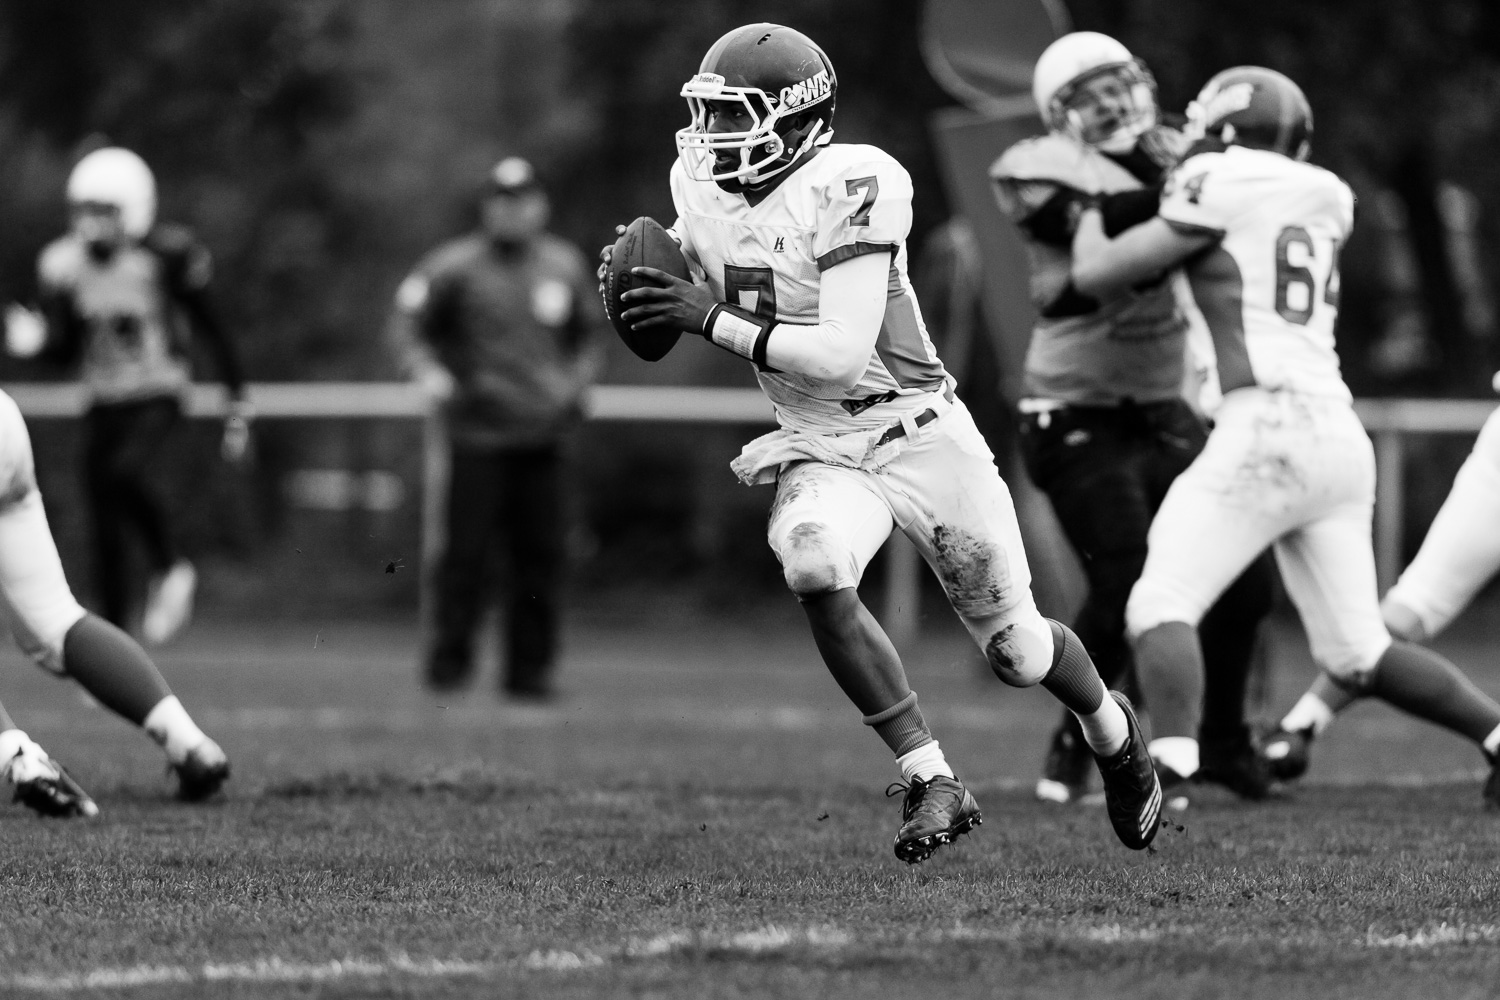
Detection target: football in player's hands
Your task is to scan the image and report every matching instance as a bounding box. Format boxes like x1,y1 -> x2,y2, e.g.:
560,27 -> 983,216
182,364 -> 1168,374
603,217 -> 691,362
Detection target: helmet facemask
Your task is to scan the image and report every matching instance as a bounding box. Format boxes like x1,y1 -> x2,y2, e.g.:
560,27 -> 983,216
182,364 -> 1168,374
676,71 -> 834,190
1050,62 -> 1157,155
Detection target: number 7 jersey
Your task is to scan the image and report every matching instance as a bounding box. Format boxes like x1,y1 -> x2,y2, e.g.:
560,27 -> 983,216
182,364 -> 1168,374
669,144 -> 949,433
1160,144 -> 1356,404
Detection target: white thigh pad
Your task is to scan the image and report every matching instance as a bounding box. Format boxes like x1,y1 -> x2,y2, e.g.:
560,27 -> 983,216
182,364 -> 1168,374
767,461 -> 894,596
0,398 -> 87,673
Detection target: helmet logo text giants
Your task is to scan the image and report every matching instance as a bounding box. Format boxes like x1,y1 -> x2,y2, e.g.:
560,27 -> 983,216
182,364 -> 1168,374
1196,82 -> 1255,129
778,70 -> 831,111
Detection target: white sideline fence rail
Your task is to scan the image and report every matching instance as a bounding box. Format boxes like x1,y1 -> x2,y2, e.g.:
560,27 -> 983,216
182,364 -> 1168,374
3,383 -> 1486,641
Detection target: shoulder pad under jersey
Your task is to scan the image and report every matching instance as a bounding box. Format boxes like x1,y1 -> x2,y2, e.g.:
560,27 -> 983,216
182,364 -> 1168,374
991,133 -> 1097,187
145,223 -> 214,291
37,236 -> 86,291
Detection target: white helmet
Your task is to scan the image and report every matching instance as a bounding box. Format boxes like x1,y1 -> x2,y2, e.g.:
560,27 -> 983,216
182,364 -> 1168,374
1032,32 -> 1156,153
66,147 -> 157,239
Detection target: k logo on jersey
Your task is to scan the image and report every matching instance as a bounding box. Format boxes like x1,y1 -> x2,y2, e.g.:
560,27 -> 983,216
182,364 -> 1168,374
773,237 -> 786,253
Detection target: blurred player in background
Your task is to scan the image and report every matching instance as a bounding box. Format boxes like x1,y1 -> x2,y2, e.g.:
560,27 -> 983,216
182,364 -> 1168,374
389,156 -> 607,699
991,32 -> 1275,805
1071,66 -> 1500,807
1265,392 -> 1500,781
0,387 -> 229,803
609,23 -> 1164,861
1,694 -> 97,817
6,146 -> 251,645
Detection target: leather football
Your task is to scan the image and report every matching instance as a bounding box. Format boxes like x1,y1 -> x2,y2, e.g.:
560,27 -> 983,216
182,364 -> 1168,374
604,216 -> 691,362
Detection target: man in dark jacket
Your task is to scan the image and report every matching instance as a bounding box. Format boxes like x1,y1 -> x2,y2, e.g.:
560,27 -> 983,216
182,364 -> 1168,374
389,157 -> 606,698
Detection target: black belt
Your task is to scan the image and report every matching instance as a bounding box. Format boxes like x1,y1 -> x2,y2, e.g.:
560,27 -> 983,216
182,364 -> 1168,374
872,385 -> 955,448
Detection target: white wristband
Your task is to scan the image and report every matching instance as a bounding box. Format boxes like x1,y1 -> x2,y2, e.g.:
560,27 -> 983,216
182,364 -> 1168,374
704,304 -> 773,366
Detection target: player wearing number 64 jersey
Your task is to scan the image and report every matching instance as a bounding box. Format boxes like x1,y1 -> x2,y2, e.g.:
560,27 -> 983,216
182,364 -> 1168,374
608,22 -> 1164,860
1072,66 -> 1500,807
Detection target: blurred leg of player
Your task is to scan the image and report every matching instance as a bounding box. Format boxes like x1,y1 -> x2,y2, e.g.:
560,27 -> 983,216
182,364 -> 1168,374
771,401 -> 1161,859
1,391 -> 228,800
1130,393 -> 1500,806
1024,401 -> 1274,803
427,446 -> 501,690
84,398 -> 196,643
0,695 -> 97,817
1267,405 -> 1500,779
501,446 -> 563,698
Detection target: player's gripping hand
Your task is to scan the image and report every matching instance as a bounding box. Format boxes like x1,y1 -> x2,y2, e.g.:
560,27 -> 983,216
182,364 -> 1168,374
620,267 -> 719,336
4,303 -> 46,358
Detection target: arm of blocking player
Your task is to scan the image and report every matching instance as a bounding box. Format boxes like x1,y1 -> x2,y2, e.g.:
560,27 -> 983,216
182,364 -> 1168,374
1070,209 -> 1215,300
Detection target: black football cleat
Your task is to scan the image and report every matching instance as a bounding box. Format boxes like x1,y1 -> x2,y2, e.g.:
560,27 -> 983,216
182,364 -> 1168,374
1094,692 -> 1162,850
11,755 -> 99,819
1484,753 -> 1500,812
1197,727 -> 1273,800
1261,726 -> 1313,782
1036,711 -> 1093,804
887,774 -> 982,865
174,738 -> 230,802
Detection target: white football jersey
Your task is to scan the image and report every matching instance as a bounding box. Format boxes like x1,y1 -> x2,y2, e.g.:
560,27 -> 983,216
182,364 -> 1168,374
1159,145 -> 1355,403
670,144 -> 949,433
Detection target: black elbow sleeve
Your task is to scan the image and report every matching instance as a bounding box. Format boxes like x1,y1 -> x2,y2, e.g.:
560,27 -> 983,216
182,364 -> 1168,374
1022,188 -> 1098,248
1098,188 -> 1162,236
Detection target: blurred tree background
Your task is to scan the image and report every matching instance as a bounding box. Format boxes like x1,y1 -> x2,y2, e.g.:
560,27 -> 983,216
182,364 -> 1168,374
0,0 -> 1497,613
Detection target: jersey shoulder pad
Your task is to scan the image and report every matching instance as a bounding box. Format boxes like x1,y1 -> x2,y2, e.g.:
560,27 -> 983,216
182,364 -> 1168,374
145,223 -> 213,290
422,234 -> 488,279
144,221 -> 200,257
991,133 -> 1090,186
534,233 -> 588,277
810,143 -> 910,187
1159,150 -> 1235,233
37,236 -> 85,290
809,144 -> 912,268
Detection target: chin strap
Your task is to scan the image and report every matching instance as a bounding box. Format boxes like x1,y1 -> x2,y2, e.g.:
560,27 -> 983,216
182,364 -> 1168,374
742,119 -> 831,185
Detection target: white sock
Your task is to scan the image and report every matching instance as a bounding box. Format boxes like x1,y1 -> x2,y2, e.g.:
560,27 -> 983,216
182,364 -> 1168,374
1075,697 -> 1129,757
1280,692 -> 1337,737
1150,736 -> 1200,779
897,740 -> 956,783
0,728 -> 29,764
1483,723 -> 1500,760
143,696 -> 207,765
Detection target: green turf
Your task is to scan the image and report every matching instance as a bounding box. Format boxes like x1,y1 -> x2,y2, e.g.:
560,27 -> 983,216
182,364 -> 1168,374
1,595 -> 1498,998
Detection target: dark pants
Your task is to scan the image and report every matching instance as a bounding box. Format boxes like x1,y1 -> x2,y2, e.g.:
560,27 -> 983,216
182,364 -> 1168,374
428,444 -> 563,695
1019,398 -> 1274,747
84,396 -> 183,627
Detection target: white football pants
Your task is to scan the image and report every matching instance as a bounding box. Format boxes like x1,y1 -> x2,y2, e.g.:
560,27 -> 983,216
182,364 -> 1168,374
0,390 -> 88,675
765,397 -> 1055,686
1383,405 -> 1500,639
1127,388 -> 1391,684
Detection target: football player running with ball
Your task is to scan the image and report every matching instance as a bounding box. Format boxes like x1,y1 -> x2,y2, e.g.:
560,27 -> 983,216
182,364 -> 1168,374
606,23 -> 1163,861
0,388 -> 229,806
1071,67 -> 1500,808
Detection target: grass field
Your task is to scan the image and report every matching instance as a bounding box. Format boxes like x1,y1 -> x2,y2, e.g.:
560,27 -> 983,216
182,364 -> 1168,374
2,589 -> 1499,998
